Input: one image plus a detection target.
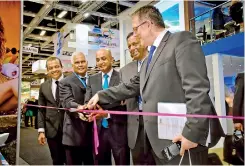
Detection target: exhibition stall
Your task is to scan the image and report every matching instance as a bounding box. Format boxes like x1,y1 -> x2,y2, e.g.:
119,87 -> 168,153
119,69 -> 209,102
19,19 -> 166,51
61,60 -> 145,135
19,0 -> 244,164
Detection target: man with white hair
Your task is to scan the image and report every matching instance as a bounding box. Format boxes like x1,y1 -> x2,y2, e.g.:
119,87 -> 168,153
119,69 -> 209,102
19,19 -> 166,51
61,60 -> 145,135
59,52 -> 94,165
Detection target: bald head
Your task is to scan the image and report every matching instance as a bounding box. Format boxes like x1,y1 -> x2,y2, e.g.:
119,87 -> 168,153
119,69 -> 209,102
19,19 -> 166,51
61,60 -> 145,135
71,51 -> 88,77
96,49 -> 113,73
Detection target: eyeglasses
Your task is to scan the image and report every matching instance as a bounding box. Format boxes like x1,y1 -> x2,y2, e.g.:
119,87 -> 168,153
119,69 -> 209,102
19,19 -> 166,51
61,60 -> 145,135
133,21 -> 147,33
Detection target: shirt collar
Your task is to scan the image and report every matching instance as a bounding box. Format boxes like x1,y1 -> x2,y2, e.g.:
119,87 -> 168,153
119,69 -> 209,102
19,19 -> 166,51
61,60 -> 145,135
102,68 -> 113,78
52,74 -> 64,82
148,29 -> 168,52
139,56 -> 147,64
75,72 -> 88,79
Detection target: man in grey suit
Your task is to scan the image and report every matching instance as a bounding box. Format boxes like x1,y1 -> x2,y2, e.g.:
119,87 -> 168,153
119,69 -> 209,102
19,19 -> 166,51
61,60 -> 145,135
59,52 -> 94,165
38,57 -> 66,165
85,49 -> 129,165
120,32 -> 155,165
87,5 -> 224,165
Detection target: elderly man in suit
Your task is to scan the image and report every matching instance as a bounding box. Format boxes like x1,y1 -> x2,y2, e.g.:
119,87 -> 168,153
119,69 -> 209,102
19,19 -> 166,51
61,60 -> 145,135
59,52 -> 94,165
84,49 -> 130,165
120,32 -> 155,165
87,5 -> 224,165
38,57 -> 66,165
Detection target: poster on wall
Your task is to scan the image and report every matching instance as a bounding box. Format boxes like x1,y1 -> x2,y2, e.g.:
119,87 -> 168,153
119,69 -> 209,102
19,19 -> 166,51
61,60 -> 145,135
76,24 -> 120,68
21,82 -> 31,104
155,0 -> 185,32
0,1 -> 21,165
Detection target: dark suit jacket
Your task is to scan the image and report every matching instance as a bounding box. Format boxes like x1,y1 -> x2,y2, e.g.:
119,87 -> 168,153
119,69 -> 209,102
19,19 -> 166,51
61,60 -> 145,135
59,73 -> 92,147
119,61 -> 140,149
233,72 -> 244,124
38,79 -> 65,139
85,69 -> 127,145
96,31 -> 224,158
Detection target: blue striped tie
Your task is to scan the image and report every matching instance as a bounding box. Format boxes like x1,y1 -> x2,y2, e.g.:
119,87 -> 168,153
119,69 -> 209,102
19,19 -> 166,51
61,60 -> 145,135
102,74 -> 109,128
146,45 -> 157,71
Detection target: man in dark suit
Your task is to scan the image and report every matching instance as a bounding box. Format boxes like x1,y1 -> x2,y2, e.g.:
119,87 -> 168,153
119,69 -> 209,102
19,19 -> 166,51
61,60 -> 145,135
59,52 -> 94,165
38,57 -> 66,165
87,5 -> 224,165
120,32 -> 155,165
85,49 -> 129,165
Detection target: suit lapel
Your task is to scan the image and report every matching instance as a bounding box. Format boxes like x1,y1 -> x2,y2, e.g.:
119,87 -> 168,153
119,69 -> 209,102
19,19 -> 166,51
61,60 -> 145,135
133,61 -> 138,74
142,31 -> 171,90
47,79 -> 56,105
97,73 -> 103,91
72,73 -> 86,90
109,70 -> 117,87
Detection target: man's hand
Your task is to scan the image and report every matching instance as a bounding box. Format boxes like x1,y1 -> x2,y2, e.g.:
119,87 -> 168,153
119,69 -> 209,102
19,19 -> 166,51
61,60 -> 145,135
234,123 -> 243,131
87,94 -> 99,110
38,132 -> 46,145
121,100 -> 126,105
77,105 -> 87,110
173,135 -> 198,156
88,104 -> 108,122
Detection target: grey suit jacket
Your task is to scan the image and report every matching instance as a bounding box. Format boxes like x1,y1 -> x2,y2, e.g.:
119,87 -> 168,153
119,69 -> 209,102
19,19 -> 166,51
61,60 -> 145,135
119,61 -> 139,149
96,31 -> 224,159
38,79 -> 65,138
59,73 -> 93,146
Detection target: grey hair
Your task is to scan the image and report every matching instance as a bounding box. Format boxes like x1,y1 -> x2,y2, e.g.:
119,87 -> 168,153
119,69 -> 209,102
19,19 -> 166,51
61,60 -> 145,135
70,52 -> 86,64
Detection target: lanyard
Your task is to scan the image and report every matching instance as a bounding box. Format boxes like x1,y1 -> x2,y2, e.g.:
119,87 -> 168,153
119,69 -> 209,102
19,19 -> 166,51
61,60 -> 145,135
73,72 -> 87,88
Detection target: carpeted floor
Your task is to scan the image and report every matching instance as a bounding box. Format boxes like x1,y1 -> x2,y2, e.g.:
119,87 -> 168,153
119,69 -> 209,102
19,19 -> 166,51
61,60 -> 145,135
19,123 -> 228,165
19,126 -> 52,165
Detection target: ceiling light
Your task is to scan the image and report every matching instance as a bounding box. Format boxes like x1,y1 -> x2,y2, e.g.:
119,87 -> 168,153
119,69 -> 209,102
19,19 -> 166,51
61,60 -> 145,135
84,13 -> 90,18
40,30 -> 46,36
57,11 -> 68,19
81,0 -> 89,2
239,65 -> 242,67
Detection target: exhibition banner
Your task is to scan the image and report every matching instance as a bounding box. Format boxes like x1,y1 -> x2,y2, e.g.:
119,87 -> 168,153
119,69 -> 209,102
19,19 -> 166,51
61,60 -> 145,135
0,1 -> 21,165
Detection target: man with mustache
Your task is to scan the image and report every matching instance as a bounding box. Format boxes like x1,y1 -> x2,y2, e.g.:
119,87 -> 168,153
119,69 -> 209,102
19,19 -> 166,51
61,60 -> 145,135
84,49 -> 129,165
59,52 -> 94,165
120,32 -> 154,165
38,57 -> 66,165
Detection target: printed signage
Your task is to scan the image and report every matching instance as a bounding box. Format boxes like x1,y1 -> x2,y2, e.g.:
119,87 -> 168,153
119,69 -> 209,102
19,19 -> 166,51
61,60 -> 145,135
23,46 -> 38,54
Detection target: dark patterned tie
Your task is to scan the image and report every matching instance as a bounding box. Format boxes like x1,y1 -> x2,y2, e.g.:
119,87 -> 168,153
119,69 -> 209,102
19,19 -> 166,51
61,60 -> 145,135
55,81 -> 59,104
81,77 -> 87,86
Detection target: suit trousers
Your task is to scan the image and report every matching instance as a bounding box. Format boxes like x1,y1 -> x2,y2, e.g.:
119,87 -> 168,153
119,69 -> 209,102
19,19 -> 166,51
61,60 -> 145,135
152,144 -> 208,165
47,130 -> 66,165
64,145 -> 94,165
131,116 -> 156,165
96,121 -> 130,165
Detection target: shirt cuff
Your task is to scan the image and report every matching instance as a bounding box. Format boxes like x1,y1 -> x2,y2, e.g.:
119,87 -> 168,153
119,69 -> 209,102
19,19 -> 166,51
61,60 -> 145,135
38,128 -> 45,133
105,112 -> 110,119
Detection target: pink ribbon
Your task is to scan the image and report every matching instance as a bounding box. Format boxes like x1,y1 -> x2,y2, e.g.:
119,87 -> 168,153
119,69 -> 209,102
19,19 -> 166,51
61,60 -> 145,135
93,117 -> 99,155
22,103 -> 245,155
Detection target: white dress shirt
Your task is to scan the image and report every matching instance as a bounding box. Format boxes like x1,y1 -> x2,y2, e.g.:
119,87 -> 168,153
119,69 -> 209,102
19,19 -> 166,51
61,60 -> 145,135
138,57 -> 146,110
137,56 -> 147,72
101,68 -> 113,85
101,68 -> 114,119
38,74 -> 64,133
51,75 -> 64,100
148,29 -> 168,57
75,72 -> 88,85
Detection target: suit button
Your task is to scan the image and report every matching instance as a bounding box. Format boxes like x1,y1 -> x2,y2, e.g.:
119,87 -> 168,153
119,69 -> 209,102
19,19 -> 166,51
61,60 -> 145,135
144,101 -> 146,104
58,110 -> 60,113
137,118 -> 139,121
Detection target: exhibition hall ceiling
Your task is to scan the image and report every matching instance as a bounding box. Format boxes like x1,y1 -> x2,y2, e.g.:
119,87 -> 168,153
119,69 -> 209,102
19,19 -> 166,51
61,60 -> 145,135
22,0 -> 139,81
